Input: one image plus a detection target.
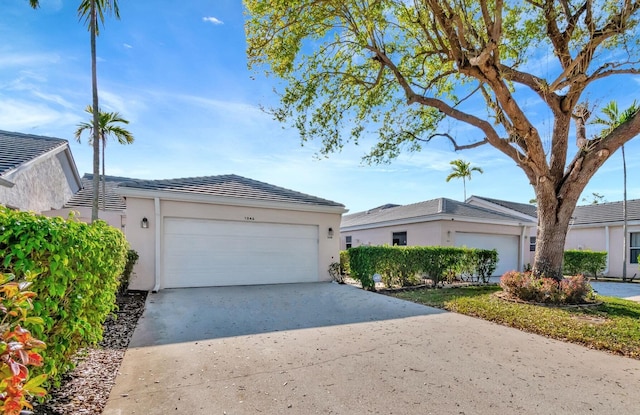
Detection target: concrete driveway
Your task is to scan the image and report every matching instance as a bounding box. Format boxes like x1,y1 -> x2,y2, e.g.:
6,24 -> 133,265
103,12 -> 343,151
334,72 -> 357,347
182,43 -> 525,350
591,280 -> 640,301
103,283 -> 640,415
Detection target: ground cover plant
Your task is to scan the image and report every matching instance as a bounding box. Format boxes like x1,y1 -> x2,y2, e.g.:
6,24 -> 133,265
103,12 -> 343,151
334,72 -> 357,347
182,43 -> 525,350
392,285 -> 640,359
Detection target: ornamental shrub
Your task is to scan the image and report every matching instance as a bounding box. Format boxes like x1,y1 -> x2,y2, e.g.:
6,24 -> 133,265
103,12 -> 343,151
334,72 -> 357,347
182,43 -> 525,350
346,245 -> 498,289
563,250 -> 607,279
0,208 -> 128,387
118,249 -> 139,295
500,271 -> 593,304
0,273 -> 47,415
339,250 -> 350,276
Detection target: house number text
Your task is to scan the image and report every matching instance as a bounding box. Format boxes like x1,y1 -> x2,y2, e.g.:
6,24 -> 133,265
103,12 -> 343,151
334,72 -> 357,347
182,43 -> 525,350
244,216 -> 255,221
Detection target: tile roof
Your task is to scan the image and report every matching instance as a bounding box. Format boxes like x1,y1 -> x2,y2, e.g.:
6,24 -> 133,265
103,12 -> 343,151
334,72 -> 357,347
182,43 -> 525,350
0,130 -> 67,176
64,174 -> 129,211
470,196 -> 538,218
572,199 -> 640,225
118,174 -> 345,208
341,198 -> 534,228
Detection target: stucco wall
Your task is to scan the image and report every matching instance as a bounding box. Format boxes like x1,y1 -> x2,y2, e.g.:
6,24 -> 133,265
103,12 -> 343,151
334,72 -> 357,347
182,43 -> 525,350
566,224 -> 640,278
41,207 -> 126,230
0,151 -> 76,212
125,197 -> 342,290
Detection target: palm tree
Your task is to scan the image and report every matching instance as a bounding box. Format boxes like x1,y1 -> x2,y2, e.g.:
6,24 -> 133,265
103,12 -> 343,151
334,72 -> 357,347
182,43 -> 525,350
592,100 -> 640,282
75,106 -> 133,211
445,159 -> 483,202
78,0 -> 121,222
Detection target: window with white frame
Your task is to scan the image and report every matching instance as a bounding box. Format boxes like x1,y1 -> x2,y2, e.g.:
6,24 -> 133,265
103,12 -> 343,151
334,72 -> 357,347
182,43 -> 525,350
345,235 -> 352,249
631,233 -> 640,264
529,236 -> 536,252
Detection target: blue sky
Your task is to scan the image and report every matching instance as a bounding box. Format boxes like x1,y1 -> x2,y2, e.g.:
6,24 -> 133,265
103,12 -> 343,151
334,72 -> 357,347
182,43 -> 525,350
1,0 -> 638,213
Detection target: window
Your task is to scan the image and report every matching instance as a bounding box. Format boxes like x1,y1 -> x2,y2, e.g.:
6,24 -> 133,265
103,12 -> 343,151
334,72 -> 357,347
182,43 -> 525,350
631,233 -> 640,264
345,236 -> 352,249
529,236 -> 536,252
392,231 -> 407,246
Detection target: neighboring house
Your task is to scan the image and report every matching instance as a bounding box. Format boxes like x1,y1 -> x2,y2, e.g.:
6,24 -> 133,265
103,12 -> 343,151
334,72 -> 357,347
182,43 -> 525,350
0,130 -> 82,212
117,174 -> 347,291
468,196 -> 640,278
340,198 -> 536,276
42,173 -> 129,230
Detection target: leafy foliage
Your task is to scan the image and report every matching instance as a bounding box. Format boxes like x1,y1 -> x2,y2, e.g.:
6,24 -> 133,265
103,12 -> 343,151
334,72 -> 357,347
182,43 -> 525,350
347,245 -> 497,289
245,0 -> 640,279
339,250 -> 350,276
0,273 -> 47,415
563,250 -> 607,279
118,249 -> 139,295
0,208 -> 128,387
500,271 -> 593,304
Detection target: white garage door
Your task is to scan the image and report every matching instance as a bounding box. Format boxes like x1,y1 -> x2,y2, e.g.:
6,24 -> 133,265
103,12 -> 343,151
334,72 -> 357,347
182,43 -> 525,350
163,218 -> 319,288
455,232 -> 519,276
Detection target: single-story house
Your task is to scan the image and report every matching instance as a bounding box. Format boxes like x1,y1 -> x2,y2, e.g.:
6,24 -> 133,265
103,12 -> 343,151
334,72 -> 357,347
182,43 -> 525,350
42,173 -> 128,229
0,130 -> 82,212
340,198 -> 536,276
117,175 -> 346,290
468,196 -> 640,278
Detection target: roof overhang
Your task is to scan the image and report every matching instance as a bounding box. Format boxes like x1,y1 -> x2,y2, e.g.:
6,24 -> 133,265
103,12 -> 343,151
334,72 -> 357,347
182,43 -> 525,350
0,177 -> 14,188
117,187 -> 348,215
340,214 -> 535,232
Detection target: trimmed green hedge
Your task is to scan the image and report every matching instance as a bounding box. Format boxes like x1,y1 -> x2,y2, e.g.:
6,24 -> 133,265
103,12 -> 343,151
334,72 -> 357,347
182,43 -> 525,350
0,207 -> 128,386
563,250 -> 607,278
347,245 -> 498,289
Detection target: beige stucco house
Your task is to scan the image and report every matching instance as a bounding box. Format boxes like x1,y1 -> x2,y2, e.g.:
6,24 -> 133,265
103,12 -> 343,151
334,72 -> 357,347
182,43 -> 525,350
340,198 -> 536,276
0,130 -> 82,212
468,196 -> 640,278
117,175 -> 347,291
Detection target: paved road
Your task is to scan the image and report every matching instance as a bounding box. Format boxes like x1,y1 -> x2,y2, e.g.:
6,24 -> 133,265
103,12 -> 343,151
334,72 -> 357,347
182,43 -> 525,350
103,283 -> 640,415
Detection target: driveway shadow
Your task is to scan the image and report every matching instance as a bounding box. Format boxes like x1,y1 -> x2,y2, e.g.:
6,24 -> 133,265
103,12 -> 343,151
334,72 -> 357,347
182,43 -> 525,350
130,282 -> 444,346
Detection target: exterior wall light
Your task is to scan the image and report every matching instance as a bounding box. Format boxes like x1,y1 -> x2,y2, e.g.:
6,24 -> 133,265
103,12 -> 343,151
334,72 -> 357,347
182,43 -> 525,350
141,217 -> 149,229
328,227 -> 334,239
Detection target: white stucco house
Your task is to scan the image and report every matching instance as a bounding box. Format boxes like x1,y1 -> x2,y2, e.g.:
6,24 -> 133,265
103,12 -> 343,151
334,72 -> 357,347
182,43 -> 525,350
340,198 -> 537,276
117,175 -> 347,290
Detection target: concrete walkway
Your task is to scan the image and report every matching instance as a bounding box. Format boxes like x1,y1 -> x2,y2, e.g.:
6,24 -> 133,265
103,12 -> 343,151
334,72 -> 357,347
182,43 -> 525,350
103,283 -> 640,415
591,280 -> 640,302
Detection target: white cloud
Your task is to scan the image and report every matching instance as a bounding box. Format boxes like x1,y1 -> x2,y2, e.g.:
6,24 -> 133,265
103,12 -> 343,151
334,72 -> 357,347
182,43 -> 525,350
123,43 -> 133,49
203,16 -> 223,25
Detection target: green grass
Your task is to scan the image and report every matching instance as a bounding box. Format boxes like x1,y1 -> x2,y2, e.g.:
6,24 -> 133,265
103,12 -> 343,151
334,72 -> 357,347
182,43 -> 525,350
392,286 -> 640,359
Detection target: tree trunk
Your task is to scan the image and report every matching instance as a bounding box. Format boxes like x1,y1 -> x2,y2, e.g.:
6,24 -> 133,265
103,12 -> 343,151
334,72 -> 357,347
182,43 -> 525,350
622,145 -> 627,281
90,0 -> 100,223
533,195 -> 575,280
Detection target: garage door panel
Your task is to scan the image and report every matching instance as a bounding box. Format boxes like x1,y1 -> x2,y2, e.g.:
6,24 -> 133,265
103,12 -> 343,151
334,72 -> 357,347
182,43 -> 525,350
455,232 -> 518,276
163,218 -> 318,288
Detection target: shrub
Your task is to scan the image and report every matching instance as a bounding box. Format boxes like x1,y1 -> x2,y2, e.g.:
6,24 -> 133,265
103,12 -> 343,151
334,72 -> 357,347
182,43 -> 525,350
118,249 -> 139,295
0,273 -> 47,415
0,208 -> 128,386
346,245 -> 498,289
500,271 -> 593,304
339,250 -> 350,276
563,250 -> 607,279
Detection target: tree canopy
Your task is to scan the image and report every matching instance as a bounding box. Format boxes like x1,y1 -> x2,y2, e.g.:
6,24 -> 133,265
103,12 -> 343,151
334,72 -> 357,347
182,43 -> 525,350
245,0 -> 640,278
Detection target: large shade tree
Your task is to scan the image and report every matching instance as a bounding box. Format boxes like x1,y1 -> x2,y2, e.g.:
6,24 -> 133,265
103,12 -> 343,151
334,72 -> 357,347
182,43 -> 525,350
75,105 -> 134,211
29,0 -> 121,222
245,0 -> 640,279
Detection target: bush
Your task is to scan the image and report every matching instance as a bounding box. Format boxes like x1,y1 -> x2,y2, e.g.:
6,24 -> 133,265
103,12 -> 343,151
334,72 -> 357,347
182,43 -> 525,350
500,271 -> 593,304
118,249 -> 139,294
0,208 -> 128,387
346,245 -> 498,289
0,273 -> 47,415
563,250 -> 607,279
339,250 -> 350,276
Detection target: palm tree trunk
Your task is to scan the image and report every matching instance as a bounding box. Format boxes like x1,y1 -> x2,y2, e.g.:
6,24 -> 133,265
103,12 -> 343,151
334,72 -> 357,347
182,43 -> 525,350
102,138 -> 106,211
622,145 -> 628,281
90,0 -> 100,222
463,178 -> 467,202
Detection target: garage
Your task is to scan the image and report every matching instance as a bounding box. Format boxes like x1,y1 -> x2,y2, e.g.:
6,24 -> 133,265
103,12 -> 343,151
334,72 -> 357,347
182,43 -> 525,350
118,174 -> 346,291
163,218 -> 319,288
455,232 -> 519,276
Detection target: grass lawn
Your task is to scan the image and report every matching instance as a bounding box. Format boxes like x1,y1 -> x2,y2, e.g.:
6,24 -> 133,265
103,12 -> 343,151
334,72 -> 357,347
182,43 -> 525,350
392,285 -> 640,359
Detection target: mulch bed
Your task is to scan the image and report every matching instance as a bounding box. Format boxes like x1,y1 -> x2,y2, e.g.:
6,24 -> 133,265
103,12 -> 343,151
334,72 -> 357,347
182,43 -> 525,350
32,291 -> 147,415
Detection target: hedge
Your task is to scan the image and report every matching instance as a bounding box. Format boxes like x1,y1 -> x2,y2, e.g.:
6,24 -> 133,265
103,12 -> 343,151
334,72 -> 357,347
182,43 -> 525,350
0,207 -> 129,387
347,245 -> 498,289
563,250 -> 607,278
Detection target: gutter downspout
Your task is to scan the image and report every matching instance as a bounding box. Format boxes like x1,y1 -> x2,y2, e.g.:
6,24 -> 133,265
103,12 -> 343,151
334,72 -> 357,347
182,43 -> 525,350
520,225 -> 527,272
153,197 -> 161,293
604,225 -> 610,275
